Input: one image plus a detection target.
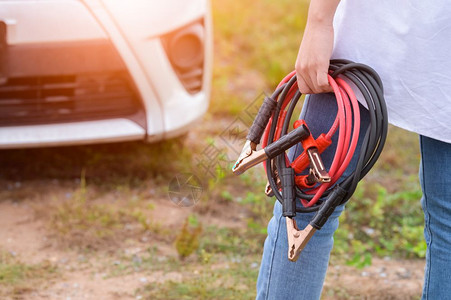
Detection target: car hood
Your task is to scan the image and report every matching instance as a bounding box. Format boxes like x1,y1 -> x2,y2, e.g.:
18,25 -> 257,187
98,0 -> 208,37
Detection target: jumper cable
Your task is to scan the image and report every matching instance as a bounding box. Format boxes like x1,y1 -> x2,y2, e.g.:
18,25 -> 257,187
232,59 -> 388,262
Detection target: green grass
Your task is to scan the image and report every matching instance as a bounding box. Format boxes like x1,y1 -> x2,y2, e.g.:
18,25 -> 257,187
0,138 -> 193,189
106,246 -> 183,278
132,208 -> 268,298
36,171 -> 169,250
0,250 -> 58,297
330,128 -> 423,267
138,262 -> 258,300
210,0 -> 309,116
334,178 -> 424,268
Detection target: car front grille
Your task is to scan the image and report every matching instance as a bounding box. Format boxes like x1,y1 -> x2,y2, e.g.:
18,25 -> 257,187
0,71 -> 142,126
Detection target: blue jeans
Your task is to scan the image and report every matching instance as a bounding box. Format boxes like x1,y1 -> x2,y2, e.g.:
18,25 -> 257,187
256,94 -> 451,299
420,135 -> 451,299
256,93 -> 369,299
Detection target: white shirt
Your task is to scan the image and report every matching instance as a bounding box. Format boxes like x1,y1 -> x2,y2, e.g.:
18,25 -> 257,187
332,0 -> 451,143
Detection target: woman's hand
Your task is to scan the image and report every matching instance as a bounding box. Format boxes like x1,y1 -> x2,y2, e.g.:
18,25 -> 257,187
295,0 -> 340,94
295,23 -> 334,94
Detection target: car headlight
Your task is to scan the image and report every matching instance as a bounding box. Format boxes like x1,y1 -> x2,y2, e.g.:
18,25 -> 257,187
162,20 -> 205,94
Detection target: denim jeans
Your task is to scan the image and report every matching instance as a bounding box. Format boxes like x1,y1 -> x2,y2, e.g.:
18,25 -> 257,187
420,135 -> 451,299
256,93 -> 369,299
256,94 -> 451,299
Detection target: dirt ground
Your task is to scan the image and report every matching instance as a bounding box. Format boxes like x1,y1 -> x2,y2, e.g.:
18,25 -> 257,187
0,177 -> 425,300
0,115 -> 425,300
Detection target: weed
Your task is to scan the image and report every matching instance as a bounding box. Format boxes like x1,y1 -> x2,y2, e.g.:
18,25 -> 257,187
0,250 -> 57,297
200,225 -> 263,258
219,190 -> 234,202
37,172 -> 167,250
137,259 -> 259,300
106,247 -> 182,278
175,216 -> 203,260
241,191 -> 274,236
333,177 -> 425,267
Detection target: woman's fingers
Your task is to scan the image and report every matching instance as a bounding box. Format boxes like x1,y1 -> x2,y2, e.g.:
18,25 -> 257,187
295,22 -> 335,94
296,61 -> 332,94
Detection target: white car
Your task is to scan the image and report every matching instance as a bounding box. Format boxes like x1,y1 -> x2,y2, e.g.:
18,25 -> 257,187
0,0 -> 212,148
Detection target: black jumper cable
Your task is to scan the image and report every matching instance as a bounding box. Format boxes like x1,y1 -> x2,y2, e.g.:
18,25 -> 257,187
232,59 -> 388,261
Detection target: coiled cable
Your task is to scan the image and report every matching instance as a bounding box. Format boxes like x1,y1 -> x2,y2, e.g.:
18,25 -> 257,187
264,59 -> 388,214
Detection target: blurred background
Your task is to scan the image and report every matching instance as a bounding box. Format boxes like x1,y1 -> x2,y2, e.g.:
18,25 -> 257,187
0,0 -> 424,299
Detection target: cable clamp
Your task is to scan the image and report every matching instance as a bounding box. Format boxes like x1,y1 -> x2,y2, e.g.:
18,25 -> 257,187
291,120 -> 332,186
286,217 -> 317,262
264,163 -> 280,197
307,148 -> 331,183
232,140 -> 267,175
232,124 -> 310,175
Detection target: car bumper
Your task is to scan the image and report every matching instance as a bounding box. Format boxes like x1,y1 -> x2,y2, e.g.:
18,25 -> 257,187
0,119 -> 145,149
0,0 -> 212,148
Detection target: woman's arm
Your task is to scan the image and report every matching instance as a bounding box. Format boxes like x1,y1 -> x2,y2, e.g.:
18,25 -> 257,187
295,0 -> 340,94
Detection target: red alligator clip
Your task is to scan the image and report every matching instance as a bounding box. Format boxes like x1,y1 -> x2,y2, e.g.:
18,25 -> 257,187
291,120 -> 332,188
